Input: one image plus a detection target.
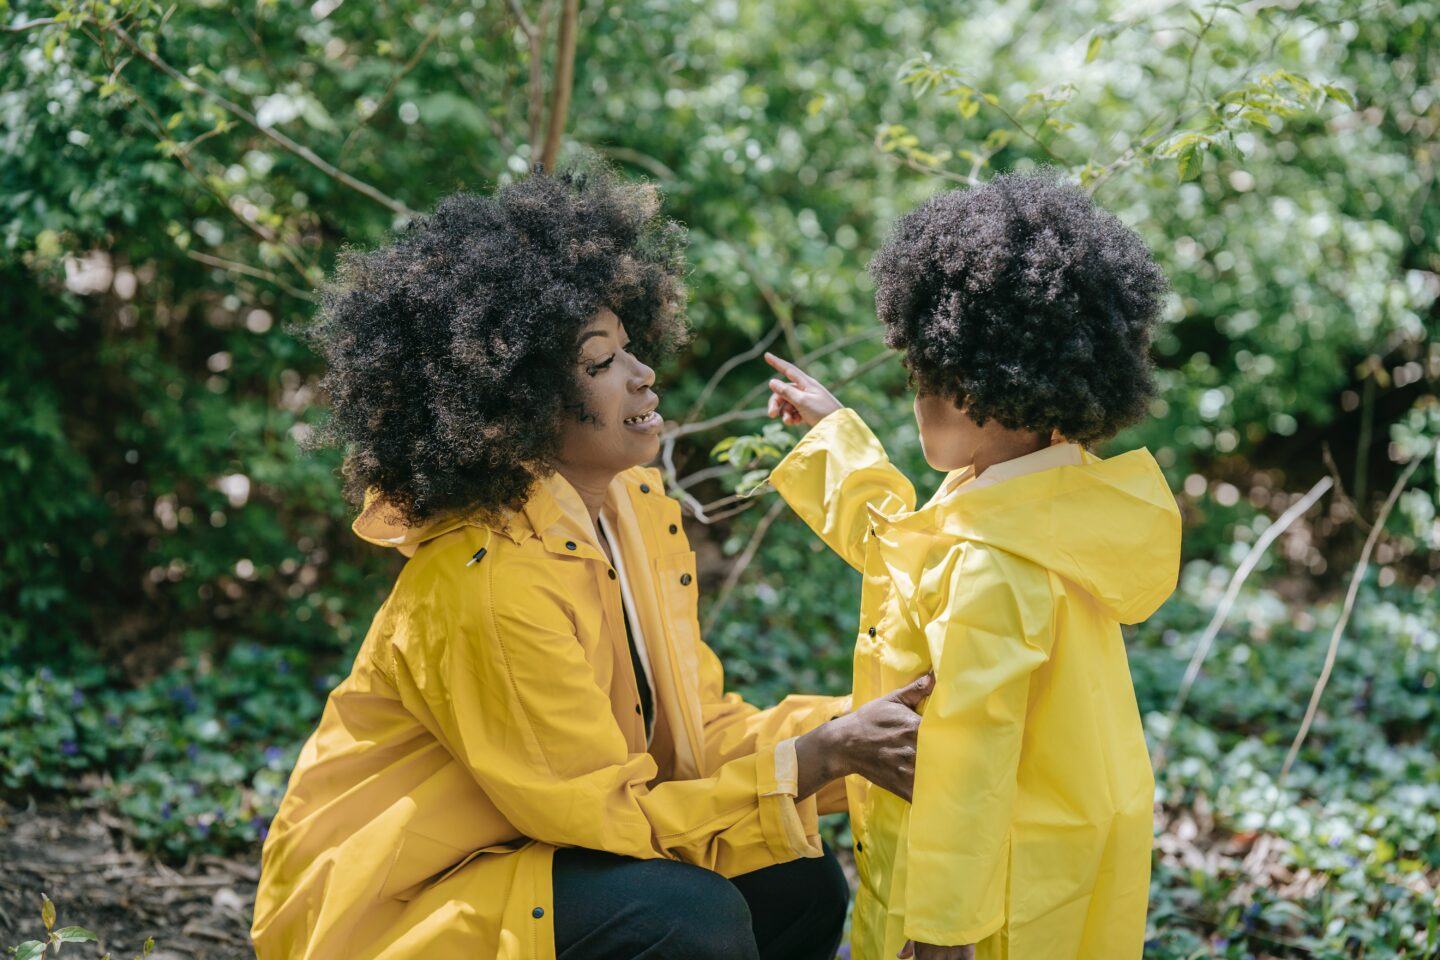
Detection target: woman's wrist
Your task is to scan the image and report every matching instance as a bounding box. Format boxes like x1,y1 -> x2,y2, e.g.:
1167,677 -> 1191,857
794,719 -> 848,798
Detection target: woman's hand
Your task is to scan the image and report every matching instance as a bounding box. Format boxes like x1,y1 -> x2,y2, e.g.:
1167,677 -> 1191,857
899,941 -> 975,959
794,673 -> 932,801
764,352 -> 843,428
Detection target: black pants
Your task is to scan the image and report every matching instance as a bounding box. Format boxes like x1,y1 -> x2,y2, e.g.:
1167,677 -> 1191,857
552,843 -> 850,960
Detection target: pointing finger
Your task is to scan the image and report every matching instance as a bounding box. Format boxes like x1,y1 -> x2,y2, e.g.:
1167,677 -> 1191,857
764,352 -> 809,384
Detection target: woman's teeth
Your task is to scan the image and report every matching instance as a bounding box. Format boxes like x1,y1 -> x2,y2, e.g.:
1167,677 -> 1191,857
623,410 -> 661,428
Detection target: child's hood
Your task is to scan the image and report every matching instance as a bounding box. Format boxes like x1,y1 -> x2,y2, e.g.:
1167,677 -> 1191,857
879,447 -> 1182,624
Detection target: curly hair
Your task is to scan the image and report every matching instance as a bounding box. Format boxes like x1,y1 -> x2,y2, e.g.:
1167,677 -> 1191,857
307,163 -> 688,525
869,172 -> 1166,445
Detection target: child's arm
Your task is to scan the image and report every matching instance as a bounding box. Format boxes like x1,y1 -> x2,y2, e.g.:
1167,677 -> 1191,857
763,353 -> 916,571
903,545 -> 1055,948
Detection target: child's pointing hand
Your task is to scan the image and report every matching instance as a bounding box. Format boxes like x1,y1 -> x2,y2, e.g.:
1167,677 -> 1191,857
764,352 -> 843,428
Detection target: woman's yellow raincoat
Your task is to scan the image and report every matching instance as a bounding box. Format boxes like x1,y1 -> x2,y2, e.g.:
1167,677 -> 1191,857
768,409 -> 1181,960
251,466 -> 848,960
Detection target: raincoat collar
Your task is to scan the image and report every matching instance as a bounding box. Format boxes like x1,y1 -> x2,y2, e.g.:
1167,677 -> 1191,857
352,469 -> 643,558
867,443 -> 1180,625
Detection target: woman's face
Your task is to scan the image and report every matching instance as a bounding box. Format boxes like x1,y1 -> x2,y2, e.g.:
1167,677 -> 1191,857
557,307 -> 663,475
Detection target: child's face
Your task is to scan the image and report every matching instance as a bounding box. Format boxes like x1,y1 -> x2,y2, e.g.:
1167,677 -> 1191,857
913,393 -> 986,471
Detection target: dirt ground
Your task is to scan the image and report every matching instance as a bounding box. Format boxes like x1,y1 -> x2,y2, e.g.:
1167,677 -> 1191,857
0,799 -> 257,960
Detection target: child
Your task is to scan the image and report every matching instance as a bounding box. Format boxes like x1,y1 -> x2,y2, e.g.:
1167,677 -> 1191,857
763,173 -> 1181,960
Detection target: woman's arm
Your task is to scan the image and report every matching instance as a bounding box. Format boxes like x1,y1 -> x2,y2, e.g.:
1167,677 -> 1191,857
763,354 -> 916,571
382,548 -> 924,876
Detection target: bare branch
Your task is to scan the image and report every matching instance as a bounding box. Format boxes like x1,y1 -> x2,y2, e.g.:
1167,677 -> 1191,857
1152,476 -> 1332,771
108,23 -> 417,218
339,0 -> 463,167
1270,456 -> 1422,803
684,323 -> 783,424
701,498 -> 789,636
1,17 -> 59,32
539,0 -> 579,171
185,250 -> 317,302
593,143 -> 679,181
505,0 -> 536,37
526,1 -> 554,156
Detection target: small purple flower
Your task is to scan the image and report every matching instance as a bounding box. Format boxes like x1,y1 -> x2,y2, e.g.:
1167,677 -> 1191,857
70,690 -> 85,706
251,816 -> 269,840
186,743 -> 200,760
60,739 -> 79,756
160,802 -> 172,820
277,660 -> 291,675
1329,836 -> 1343,848
264,746 -> 284,764
38,667 -> 54,682
197,822 -> 211,837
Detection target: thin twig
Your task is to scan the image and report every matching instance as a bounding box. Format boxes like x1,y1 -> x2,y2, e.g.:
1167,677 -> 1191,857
1264,456 -> 1422,829
1,17 -> 58,32
108,23 -> 416,217
702,498 -> 789,636
1321,442 -> 1372,533
338,0 -> 463,166
185,250 -> 317,301
1153,476 -> 1332,771
684,323 -> 783,424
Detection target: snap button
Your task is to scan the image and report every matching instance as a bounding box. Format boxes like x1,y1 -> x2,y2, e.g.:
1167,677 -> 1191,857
668,523 -> 678,534
679,573 -> 692,586
532,907 -> 544,919
639,483 -> 651,493
856,841 -> 863,853
867,626 -> 876,637
564,541 -> 576,551
608,569 -> 617,580
635,704 -> 642,714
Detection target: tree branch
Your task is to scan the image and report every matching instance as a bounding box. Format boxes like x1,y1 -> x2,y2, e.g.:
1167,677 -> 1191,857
1260,455 -> 1422,836
339,0 -> 463,167
539,0 -> 579,171
185,250 -> 317,302
1152,476 -> 1333,771
108,22 -> 417,218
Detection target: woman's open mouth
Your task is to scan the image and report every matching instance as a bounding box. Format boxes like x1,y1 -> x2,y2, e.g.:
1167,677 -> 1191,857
622,409 -> 662,433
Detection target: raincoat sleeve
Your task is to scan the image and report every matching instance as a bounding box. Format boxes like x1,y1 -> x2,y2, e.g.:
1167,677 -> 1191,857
692,640 -> 852,813
383,553 -> 824,877
766,408 -> 916,571
903,546 -> 1055,946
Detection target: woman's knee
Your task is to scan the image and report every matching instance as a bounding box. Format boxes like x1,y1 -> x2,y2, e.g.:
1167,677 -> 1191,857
554,851 -> 757,960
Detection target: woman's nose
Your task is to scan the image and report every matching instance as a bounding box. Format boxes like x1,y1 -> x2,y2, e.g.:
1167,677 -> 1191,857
629,357 -> 656,391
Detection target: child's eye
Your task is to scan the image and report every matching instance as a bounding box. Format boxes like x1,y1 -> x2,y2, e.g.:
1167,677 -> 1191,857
585,355 -> 616,376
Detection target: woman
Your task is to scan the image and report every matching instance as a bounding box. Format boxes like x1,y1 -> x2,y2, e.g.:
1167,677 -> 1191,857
250,165 -> 929,960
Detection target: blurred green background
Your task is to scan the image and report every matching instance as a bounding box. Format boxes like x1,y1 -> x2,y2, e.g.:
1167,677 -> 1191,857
1,0 -> 1437,956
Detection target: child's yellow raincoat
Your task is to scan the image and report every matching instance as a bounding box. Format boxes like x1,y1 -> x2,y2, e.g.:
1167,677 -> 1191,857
250,466 -> 847,960
769,409 -> 1181,960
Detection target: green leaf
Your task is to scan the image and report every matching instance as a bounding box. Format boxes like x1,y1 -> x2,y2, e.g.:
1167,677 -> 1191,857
52,928 -> 98,943
1323,84 -> 1357,109
14,941 -> 47,960
1085,34 -> 1103,64
41,893 -> 56,931
1175,141 -> 1201,182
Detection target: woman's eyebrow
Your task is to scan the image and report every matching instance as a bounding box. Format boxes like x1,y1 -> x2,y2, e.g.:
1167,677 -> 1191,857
577,330 -> 611,348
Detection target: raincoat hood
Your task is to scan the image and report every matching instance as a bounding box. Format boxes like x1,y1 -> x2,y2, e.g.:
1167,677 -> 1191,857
884,447 -> 1181,624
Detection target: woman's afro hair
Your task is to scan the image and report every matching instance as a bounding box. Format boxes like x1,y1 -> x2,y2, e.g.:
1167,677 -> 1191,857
869,172 -> 1167,445
307,162 -> 688,525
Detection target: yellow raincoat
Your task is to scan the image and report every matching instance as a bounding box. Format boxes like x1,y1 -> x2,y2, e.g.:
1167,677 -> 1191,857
251,466 -> 848,960
768,409 -> 1181,960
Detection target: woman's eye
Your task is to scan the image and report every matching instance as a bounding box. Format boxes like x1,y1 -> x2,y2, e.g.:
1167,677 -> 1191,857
585,355 -> 616,376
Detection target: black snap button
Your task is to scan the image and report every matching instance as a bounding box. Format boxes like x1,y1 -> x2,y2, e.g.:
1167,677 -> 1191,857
639,483 -> 651,493
856,841 -> 863,853
608,569 -> 617,580
680,573 -> 692,586
565,541 -> 576,551
668,523 -> 678,534
532,907 -> 544,919
635,704 -> 642,714
867,626 -> 876,637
